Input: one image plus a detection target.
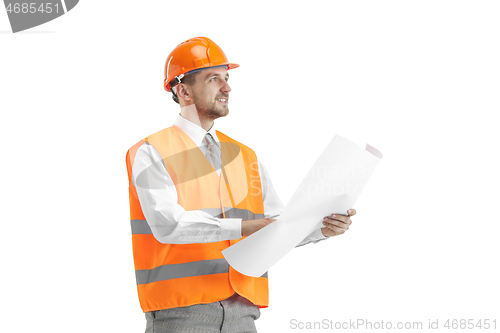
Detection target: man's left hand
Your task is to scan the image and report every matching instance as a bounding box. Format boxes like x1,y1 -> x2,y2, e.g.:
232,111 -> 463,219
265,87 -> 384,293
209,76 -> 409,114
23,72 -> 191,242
321,209 -> 356,237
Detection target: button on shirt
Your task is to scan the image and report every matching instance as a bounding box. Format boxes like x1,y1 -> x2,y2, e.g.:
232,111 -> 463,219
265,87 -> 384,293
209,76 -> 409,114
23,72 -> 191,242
132,114 -> 328,245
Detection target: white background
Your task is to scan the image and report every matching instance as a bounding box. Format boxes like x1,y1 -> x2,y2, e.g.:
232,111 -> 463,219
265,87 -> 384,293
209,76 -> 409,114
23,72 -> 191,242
1,1 -> 499,332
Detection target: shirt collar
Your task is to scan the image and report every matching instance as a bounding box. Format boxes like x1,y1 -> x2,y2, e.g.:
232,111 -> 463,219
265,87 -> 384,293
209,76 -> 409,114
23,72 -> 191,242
174,113 -> 220,148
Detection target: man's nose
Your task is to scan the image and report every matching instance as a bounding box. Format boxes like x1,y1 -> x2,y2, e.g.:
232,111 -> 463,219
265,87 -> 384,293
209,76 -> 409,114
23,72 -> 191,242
221,80 -> 231,94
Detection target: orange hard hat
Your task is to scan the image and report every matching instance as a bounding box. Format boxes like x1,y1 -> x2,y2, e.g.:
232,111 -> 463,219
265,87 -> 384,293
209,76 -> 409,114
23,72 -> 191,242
164,37 -> 239,92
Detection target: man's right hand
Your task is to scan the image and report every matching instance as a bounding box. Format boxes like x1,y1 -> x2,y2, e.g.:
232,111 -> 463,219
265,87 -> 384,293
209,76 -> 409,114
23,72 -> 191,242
241,218 -> 277,237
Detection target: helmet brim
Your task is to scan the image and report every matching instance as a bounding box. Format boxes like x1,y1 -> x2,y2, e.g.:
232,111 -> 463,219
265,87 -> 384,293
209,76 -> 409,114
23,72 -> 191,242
165,63 -> 240,92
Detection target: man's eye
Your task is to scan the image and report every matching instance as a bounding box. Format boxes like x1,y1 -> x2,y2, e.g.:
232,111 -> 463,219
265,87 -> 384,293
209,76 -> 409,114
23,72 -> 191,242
210,77 -> 217,82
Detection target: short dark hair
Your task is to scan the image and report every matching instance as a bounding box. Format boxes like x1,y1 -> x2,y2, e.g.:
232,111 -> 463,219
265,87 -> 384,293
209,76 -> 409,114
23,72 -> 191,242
170,71 -> 202,104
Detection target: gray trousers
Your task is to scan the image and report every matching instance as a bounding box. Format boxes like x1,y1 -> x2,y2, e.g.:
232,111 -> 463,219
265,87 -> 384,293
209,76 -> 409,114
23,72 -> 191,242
144,293 -> 260,333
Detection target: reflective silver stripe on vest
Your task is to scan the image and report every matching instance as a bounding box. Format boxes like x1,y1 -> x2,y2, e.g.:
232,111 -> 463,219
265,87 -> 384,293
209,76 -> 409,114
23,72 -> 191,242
199,208 -> 264,220
220,208 -> 265,220
199,208 -> 224,218
131,219 -> 152,235
136,258 -> 229,285
131,209 -> 264,235
136,259 -> 269,285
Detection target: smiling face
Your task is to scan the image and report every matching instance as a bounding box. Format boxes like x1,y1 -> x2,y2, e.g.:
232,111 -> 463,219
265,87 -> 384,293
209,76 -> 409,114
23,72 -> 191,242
189,66 -> 232,121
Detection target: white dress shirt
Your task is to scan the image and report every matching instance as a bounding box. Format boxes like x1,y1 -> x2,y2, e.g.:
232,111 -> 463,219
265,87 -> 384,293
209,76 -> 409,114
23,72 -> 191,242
132,114 -> 328,245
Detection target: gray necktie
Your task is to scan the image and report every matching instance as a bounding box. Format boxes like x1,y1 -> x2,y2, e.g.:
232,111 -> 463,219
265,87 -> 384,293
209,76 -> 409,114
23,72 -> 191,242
203,133 -> 221,171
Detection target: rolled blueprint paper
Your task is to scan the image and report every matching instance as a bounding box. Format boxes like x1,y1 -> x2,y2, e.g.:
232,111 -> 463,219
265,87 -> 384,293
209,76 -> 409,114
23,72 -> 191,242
222,135 -> 383,277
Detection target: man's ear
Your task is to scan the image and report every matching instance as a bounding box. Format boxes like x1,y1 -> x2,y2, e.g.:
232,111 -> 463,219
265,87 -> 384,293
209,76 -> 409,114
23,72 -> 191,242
176,83 -> 191,102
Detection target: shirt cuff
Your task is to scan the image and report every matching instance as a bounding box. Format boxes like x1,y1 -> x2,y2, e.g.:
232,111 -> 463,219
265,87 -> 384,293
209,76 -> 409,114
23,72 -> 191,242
310,228 -> 329,240
219,218 -> 242,240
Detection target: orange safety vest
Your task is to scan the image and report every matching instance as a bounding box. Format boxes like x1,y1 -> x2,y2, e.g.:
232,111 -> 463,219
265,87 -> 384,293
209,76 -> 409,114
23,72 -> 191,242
125,125 -> 268,313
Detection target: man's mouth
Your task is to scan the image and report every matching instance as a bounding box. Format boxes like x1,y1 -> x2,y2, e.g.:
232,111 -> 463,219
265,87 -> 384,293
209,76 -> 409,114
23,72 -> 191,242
217,98 -> 228,103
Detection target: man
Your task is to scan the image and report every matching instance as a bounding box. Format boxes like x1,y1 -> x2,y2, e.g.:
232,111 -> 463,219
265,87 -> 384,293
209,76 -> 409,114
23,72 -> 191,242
125,37 -> 356,333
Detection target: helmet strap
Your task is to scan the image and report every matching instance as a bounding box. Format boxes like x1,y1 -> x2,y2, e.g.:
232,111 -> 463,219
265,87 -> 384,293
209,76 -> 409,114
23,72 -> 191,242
171,86 -> 179,103
175,73 -> 185,84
